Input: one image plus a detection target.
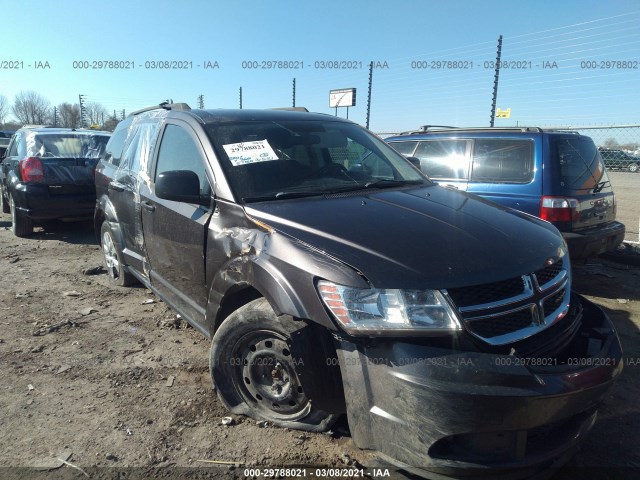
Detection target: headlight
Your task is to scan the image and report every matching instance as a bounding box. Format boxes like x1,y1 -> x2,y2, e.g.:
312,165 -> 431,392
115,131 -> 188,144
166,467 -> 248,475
317,280 -> 461,335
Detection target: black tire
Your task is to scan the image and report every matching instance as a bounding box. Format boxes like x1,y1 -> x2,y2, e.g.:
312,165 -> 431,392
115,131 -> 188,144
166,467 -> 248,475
9,193 -> 33,237
0,186 -> 9,214
210,298 -> 339,432
100,221 -> 136,287
629,163 -> 639,173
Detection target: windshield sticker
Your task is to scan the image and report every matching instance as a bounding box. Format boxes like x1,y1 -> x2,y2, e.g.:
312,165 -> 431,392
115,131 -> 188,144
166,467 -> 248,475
223,140 -> 279,166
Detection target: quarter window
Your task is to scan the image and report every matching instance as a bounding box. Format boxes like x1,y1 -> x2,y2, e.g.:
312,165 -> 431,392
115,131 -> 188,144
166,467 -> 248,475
104,128 -> 128,166
470,139 -> 534,184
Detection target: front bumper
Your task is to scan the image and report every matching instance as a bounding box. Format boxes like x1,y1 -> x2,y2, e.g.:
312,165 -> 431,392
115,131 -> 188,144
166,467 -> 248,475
335,295 -> 622,479
12,182 -> 96,221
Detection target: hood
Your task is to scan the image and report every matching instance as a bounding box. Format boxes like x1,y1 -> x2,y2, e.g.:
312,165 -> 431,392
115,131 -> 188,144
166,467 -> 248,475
245,185 -> 565,290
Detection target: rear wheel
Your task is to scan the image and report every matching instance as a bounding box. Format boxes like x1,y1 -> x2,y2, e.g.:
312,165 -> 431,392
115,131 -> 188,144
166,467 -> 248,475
629,162 -> 639,173
100,221 -> 135,286
10,193 -> 33,237
210,298 -> 339,432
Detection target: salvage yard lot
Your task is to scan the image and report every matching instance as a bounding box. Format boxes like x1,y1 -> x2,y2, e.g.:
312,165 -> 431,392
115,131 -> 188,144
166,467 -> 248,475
0,211 -> 639,479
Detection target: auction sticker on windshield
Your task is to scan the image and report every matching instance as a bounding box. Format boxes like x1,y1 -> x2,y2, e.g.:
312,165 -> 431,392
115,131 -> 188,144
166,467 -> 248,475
223,140 -> 279,166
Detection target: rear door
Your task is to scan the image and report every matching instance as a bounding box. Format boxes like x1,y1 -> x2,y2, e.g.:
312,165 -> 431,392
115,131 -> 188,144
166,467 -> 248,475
548,135 -> 616,231
140,121 -> 213,329
410,138 -> 471,190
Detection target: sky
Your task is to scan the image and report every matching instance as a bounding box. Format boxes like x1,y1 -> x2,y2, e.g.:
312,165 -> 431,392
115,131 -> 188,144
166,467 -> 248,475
1,0 -> 639,132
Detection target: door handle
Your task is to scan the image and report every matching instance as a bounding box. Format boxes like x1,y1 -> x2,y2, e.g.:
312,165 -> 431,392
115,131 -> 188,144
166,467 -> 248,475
142,201 -> 155,212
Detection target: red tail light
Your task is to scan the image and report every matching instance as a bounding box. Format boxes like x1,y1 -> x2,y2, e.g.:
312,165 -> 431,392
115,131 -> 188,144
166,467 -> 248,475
540,196 -> 579,223
19,157 -> 45,182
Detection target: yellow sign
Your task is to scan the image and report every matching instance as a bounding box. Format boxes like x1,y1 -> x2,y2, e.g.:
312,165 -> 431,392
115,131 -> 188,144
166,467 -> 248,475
496,108 -> 511,118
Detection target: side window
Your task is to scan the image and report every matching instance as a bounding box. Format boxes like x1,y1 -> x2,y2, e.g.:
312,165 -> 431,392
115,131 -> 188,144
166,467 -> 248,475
104,128 -> 128,166
389,141 -> 418,156
155,124 -> 211,196
471,139 -> 534,184
413,140 -> 470,179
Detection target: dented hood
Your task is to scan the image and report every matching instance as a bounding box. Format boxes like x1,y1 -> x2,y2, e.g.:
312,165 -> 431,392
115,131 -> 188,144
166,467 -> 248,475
245,185 -> 565,290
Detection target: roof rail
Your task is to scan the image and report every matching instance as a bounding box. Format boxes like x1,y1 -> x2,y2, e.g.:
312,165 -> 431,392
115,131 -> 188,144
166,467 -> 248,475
399,126 -> 554,135
399,125 -> 456,135
130,102 -> 191,117
270,107 -> 310,112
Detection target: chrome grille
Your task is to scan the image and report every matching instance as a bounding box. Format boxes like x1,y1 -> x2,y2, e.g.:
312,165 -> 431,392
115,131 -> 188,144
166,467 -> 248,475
534,259 -> 563,288
447,276 -> 525,308
445,255 -> 570,345
466,308 -> 534,338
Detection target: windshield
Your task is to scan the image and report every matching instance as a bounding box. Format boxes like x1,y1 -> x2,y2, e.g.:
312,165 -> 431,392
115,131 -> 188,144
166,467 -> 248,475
206,120 -> 427,202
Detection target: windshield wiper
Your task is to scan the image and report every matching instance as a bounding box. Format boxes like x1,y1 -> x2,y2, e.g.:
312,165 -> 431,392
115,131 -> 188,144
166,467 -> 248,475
362,179 -> 423,189
243,180 -> 424,202
243,187 -> 354,202
592,180 -> 610,193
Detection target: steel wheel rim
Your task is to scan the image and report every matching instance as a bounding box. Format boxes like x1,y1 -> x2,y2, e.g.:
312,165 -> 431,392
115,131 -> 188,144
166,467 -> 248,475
232,330 -> 311,421
102,231 -> 120,280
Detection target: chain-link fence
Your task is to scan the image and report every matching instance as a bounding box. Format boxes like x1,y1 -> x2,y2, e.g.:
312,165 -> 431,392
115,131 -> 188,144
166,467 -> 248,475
551,125 -> 640,173
376,125 -> 640,243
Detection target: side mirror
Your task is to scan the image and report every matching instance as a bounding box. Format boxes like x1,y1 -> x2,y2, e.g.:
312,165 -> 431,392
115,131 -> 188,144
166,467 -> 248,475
405,156 -> 421,169
156,170 -> 209,206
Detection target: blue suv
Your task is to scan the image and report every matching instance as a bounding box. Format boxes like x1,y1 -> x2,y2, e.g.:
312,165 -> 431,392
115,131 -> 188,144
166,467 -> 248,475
386,127 -> 625,259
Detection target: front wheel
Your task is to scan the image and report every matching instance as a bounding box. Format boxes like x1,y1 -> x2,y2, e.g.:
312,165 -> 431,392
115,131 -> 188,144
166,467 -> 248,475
210,298 -> 339,432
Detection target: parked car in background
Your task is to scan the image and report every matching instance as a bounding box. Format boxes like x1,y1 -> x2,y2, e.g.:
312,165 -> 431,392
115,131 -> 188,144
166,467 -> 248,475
386,126 -> 625,260
0,137 -> 10,158
598,147 -> 640,173
95,104 -> 622,479
0,127 -> 111,236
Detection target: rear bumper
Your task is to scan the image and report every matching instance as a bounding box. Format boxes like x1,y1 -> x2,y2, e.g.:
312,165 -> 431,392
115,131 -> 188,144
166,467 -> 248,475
563,221 -> 625,259
11,183 -> 96,221
335,295 -> 622,479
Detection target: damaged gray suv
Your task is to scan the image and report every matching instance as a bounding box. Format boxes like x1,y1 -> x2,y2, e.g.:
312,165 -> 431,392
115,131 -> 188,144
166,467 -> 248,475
94,103 -> 622,479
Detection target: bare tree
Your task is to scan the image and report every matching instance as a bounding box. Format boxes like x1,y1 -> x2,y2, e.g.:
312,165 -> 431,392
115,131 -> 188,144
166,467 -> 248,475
0,94 -> 9,127
85,101 -> 107,126
604,137 -> 619,147
12,91 -> 52,125
57,103 -> 81,128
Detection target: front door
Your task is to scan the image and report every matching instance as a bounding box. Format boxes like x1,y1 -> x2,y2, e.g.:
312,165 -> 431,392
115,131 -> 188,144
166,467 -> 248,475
140,122 -> 213,330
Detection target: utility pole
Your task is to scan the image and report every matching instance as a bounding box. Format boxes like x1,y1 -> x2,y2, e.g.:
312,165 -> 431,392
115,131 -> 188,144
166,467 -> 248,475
79,94 -> 86,128
239,87 -> 243,109
292,78 -> 296,107
197,94 -> 204,109
53,106 -> 58,127
490,35 -> 503,127
365,61 -> 373,130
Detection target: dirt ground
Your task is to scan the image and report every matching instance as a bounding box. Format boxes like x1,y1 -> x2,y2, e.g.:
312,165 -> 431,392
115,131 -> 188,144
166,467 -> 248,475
1,213 -> 639,480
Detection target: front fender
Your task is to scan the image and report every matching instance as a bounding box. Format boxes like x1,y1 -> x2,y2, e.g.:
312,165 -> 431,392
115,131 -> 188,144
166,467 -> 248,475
204,229 -> 368,336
